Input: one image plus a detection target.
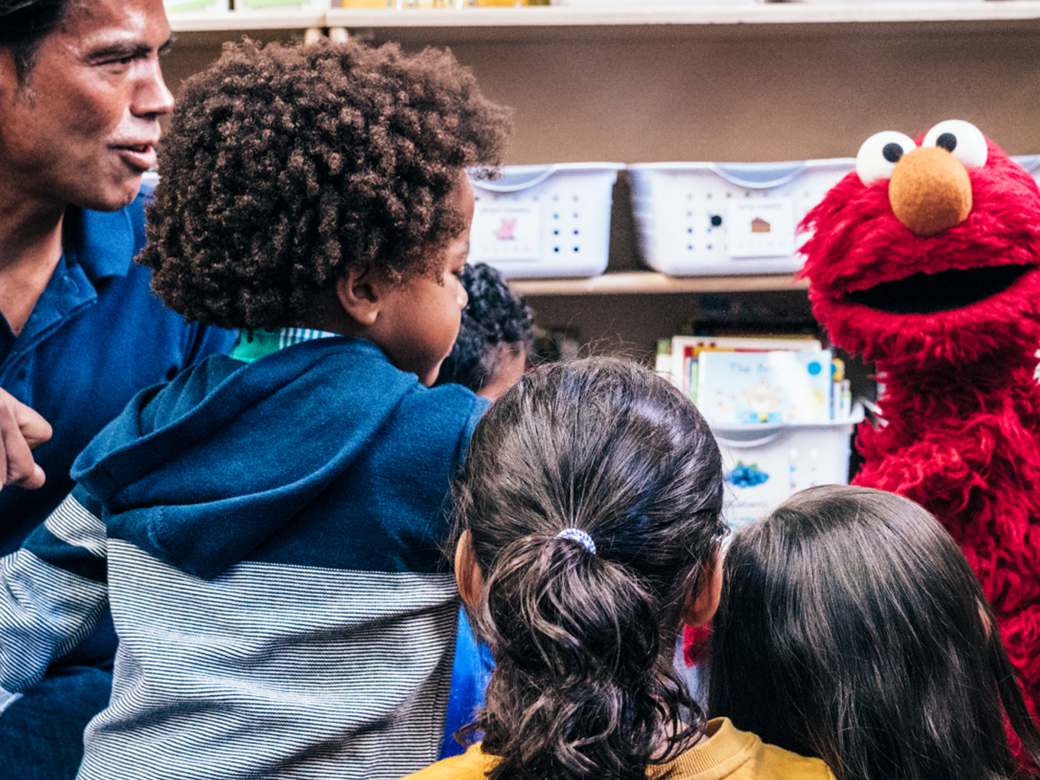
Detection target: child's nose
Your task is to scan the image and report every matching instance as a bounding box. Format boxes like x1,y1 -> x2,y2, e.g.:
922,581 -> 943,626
457,283 -> 469,308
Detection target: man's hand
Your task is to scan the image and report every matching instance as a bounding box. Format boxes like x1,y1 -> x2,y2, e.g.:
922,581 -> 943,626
0,388 -> 52,491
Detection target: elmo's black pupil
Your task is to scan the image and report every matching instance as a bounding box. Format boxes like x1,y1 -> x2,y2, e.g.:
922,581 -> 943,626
882,143 -> 903,163
937,132 -> 958,152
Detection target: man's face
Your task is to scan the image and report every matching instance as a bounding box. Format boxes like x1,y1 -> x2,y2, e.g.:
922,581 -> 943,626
0,0 -> 174,213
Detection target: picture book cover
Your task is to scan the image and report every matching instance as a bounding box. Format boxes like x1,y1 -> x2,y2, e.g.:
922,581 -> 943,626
697,349 -> 833,425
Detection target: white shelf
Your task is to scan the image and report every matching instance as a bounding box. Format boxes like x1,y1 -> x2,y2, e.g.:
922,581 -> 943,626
167,2 -> 1040,35
169,9 -> 325,32
326,2 -> 1040,29
508,272 -> 809,296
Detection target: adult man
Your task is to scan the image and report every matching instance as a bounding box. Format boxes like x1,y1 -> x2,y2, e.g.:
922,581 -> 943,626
0,0 -> 234,775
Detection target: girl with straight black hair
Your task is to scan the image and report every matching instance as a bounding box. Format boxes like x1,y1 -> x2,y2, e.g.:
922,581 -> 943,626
709,484 -> 1040,780
404,357 -> 836,780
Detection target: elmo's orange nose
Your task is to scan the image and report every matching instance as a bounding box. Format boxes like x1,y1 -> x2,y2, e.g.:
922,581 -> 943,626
888,146 -> 972,237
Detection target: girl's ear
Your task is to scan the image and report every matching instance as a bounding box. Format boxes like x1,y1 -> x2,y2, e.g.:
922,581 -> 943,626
454,530 -> 485,609
682,547 -> 723,627
335,267 -> 382,327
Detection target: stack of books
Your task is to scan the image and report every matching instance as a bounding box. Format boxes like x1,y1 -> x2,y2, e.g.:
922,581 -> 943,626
656,335 -> 852,426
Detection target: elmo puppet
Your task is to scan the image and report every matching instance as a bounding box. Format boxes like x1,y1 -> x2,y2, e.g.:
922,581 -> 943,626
799,120 -> 1040,723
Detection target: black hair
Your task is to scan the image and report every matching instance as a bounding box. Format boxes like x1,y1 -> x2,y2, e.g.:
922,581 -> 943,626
432,262 -> 533,393
451,356 -> 726,780
0,0 -> 73,80
709,484 -> 1040,780
138,38 -> 512,331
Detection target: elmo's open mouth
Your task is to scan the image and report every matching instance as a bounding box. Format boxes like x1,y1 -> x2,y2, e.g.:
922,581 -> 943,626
845,265 -> 1035,315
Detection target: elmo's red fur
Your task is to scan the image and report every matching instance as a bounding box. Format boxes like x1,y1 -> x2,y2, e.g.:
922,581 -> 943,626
801,131 -> 1040,723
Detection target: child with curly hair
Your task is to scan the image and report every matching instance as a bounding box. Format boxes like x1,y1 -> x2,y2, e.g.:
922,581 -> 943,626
406,357 -> 836,780
0,38 -> 510,780
708,485 -> 1040,780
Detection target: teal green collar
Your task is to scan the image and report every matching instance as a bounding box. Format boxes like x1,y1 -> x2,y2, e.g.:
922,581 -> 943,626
229,327 -> 339,364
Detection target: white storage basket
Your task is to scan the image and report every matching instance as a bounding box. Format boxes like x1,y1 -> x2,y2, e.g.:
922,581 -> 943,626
1013,155 -> 1040,187
713,407 -> 863,528
629,159 -> 855,276
467,163 -> 624,279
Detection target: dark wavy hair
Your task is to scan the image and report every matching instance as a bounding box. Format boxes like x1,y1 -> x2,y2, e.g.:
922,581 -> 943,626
433,262 -> 533,393
451,357 -> 726,780
0,0 -> 73,80
709,484 -> 1040,780
138,39 -> 512,331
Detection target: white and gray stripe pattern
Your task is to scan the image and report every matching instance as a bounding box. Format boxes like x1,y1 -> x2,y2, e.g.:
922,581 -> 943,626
0,549 -> 107,692
77,541 -> 459,780
276,327 -> 338,349
44,494 -> 108,558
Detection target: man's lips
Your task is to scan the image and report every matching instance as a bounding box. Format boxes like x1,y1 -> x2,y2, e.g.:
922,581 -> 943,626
844,265 -> 1035,315
112,143 -> 157,172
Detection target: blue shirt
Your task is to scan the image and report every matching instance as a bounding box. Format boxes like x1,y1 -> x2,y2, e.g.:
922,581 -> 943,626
0,188 -> 234,556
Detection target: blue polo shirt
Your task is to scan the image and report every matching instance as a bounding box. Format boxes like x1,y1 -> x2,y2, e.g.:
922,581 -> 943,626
0,186 -> 234,556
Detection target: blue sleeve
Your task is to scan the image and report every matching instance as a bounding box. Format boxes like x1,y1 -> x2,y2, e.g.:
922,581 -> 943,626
0,487 -> 109,692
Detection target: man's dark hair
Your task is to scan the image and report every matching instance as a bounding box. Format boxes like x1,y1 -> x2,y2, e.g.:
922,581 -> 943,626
138,38 -> 512,331
0,0 -> 73,80
433,263 -> 533,393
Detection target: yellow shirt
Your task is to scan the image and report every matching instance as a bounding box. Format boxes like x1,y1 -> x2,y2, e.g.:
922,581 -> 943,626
400,718 -> 836,780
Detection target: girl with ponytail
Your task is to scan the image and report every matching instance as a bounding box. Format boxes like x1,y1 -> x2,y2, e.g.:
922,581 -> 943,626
403,357 -> 835,780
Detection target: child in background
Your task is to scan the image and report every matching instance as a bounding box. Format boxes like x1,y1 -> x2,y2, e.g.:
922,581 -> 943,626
433,262 -> 533,402
432,261 -> 533,758
0,39 -> 510,780
709,485 -> 1040,780
405,357 -> 836,780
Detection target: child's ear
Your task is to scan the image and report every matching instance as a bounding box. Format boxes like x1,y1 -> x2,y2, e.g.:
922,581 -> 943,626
335,267 -> 381,327
454,530 -> 485,609
682,547 -> 723,627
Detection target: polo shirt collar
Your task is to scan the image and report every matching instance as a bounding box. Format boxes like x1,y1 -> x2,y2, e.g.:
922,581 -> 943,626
64,205 -> 136,283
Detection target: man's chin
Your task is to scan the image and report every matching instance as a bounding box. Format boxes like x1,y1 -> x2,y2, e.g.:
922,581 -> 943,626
79,177 -> 145,212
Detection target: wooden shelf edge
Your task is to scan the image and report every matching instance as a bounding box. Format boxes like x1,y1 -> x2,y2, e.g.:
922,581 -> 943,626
508,271 -> 809,296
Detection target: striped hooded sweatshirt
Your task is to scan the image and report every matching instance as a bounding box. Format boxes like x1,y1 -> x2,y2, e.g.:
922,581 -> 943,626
0,337 -> 486,780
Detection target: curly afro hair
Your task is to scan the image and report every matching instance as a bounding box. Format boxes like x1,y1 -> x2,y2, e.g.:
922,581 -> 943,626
138,38 -> 512,331
433,262 -> 533,393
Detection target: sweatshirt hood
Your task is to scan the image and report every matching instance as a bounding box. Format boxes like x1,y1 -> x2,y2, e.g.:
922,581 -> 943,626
71,338 -> 419,579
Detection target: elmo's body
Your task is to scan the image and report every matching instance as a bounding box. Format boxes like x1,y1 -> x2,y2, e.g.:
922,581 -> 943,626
801,121 -> 1040,720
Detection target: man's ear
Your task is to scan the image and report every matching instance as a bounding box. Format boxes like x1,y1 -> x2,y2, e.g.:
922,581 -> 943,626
682,547 -> 723,627
335,266 -> 382,327
454,530 -> 485,610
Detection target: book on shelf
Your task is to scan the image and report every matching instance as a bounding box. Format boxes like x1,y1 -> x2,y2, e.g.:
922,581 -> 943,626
656,335 -> 852,423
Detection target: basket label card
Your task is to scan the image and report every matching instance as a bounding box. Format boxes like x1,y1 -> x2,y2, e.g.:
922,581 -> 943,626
725,197 -> 796,258
470,202 -> 542,264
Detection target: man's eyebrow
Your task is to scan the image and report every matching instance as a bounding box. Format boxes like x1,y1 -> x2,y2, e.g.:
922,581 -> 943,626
161,34 -> 176,54
89,42 -> 151,60
89,34 -> 176,61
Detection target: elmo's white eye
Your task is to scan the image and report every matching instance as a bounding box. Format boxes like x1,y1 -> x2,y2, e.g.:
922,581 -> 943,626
922,120 -> 988,169
856,131 -> 917,186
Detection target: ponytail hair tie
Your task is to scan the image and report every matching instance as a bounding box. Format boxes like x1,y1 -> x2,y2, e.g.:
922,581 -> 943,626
556,528 -> 597,555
